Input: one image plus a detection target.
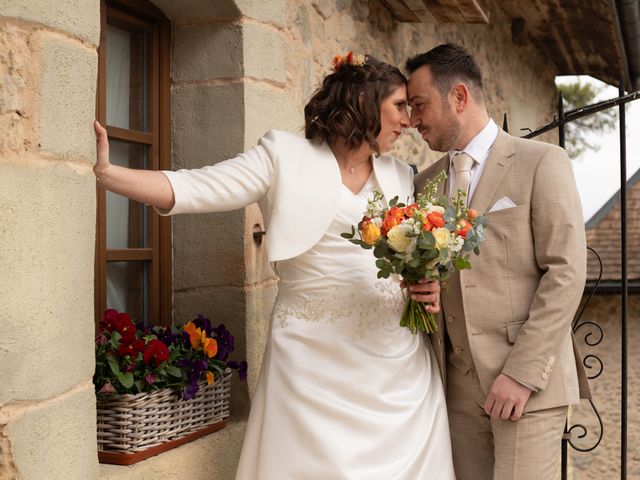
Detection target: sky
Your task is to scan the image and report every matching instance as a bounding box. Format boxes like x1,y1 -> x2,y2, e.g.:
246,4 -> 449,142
555,76 -> 640,223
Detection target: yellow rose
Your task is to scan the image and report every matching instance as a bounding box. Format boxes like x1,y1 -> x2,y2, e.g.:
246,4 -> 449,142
432,227 -> 451,250
387,225 -> 411,252
361,222 -> 381,245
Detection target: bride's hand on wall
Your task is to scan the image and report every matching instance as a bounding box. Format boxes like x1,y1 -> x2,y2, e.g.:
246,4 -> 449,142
93,120 -> 111,179
90,119 -> 175,210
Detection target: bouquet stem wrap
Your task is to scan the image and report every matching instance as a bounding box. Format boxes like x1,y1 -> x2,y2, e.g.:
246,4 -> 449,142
401,290 -> 438,334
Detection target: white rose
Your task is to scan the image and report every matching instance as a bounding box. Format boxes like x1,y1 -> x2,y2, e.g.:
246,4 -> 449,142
432,227 -> 451,250
387,225 -> 411,252
427,205 -> 445,215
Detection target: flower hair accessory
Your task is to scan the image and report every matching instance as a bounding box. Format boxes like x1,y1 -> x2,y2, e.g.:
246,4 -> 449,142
331,51 -> 367,72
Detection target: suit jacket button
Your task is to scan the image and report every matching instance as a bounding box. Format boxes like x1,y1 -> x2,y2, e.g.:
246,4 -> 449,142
447,315 -> 454,323
454,346 -> 463,354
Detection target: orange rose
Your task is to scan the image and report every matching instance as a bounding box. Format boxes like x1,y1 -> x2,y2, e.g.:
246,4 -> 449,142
427,212 -> 445,228
381,216 -> 399,236
421,218 -> 433,231
456,219 -> 471,238
404,203 -> 418,217
361,222 -> 381,245
467,208 -> 478,219
387,207 -> 404,219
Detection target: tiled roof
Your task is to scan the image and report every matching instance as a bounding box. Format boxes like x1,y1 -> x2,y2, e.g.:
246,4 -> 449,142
585,169 -> 640,281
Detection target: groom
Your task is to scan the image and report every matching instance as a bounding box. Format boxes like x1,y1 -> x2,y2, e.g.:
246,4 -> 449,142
407,44 -> 591,479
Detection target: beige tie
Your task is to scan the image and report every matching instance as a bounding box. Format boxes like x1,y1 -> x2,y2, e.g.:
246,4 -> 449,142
452,152 -> 474,201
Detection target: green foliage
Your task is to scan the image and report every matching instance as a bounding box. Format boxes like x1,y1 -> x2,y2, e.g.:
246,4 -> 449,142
557,80 -> 617,159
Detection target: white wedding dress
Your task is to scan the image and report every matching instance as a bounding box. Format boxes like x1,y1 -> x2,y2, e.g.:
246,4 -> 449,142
235,173 -> 455,479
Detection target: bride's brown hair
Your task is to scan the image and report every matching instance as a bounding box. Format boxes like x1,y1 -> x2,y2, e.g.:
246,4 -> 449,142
304,56 -> 406,153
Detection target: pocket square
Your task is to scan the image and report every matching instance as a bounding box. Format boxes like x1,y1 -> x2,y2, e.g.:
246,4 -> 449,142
488,196 -> 517,213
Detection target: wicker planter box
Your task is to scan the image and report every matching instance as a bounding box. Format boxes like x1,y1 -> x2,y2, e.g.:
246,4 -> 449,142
97,370 -> 231,465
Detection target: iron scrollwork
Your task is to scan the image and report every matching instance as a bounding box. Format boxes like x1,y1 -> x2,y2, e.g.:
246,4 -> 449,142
565,246 -> 604,453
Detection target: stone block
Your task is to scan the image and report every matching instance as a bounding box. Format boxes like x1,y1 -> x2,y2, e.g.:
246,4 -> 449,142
173,286 -> 245,332
38,37 -> 97,161
242,22 -> 285,84
99,420 -> 246,480
6,385 -> 98,480
0,0 -> 100,44
172,82 -> 245,168
150,0 -> 241,21
172,211 -> 246,291
243,82 -> 302,149
236,0 -> 286,26
173,23 -> 243,82
0,162 -> 95,404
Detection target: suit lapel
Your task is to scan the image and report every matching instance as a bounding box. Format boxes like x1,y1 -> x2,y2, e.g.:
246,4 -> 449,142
469,130 -> 516,214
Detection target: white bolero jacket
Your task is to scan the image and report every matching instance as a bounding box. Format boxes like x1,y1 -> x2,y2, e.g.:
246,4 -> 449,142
160,130 -> 415,262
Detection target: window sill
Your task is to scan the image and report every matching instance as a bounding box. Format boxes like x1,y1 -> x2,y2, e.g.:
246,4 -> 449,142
98,419 -> 246,480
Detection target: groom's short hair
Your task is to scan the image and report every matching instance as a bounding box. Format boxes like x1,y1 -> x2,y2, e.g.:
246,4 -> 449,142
405,43 -> 484,102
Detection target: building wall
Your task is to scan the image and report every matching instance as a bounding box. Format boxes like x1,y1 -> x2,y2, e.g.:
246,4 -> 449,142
0,1 -> 100,479
0,1 -> 560,479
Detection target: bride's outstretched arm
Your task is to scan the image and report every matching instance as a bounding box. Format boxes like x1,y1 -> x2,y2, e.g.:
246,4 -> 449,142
93,120 -> 175,210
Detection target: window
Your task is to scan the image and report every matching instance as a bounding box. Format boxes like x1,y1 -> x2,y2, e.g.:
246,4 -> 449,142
96,0 -> 171,326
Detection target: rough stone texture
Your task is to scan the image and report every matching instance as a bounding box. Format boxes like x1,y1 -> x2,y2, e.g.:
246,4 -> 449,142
569,294 -> 640,479
0,431 -> 20,480
0,161 -> 96,404
39,36 -> 97,161
6,385 -> 98,480
243,82 -> 301,148
0,0 -> 100,44
172,82 -> 245,168
173,23 -> 243,82
99,420 -> 246,480
243,22 -> 286,84
237,0 -> 286,26
172,212 -> 246,291
150,0 -> 241,21
0,20 -> 38,156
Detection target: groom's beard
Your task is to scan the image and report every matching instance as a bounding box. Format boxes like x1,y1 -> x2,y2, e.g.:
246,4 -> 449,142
419,107 -> 462,152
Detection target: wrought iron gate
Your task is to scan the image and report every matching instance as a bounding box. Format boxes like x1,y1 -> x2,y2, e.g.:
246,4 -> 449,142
507,84 -> 640,480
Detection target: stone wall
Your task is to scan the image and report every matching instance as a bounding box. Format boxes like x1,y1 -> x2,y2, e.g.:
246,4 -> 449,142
0,1 -> 100,479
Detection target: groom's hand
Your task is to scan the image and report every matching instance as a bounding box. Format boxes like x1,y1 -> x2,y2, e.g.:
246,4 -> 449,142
484,373 -> 533,421
403,279 -> 441,314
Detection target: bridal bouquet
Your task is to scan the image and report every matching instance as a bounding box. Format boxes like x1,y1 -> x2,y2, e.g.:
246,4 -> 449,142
342,171 -> 487,334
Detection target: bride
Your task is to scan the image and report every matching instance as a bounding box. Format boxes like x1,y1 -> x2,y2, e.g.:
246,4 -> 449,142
93,53 -> 455,479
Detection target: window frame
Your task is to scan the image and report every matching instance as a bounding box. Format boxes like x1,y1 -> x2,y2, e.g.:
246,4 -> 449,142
95,0 -> 172,327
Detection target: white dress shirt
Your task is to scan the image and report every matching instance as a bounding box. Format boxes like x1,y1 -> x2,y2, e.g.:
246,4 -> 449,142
447,119 -> 499,200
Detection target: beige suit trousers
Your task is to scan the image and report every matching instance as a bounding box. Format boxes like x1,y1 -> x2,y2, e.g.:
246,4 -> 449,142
446,363 -> 568,480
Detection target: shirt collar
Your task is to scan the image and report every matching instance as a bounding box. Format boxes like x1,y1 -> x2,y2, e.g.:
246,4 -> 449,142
448,118 -> 499,165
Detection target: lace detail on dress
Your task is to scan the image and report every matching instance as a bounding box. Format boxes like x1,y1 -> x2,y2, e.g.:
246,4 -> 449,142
273,279 -> 406,338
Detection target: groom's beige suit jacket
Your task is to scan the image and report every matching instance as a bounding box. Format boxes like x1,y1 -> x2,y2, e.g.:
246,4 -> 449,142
416,129 -> 590,412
